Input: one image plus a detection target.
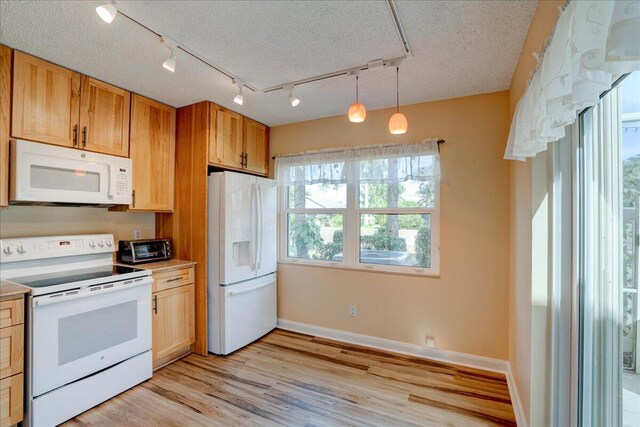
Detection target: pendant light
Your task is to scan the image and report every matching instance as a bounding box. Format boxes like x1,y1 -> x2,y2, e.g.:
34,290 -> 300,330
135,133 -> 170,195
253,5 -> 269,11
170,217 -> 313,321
388,66 -> 407,135
348,74 -> 366,123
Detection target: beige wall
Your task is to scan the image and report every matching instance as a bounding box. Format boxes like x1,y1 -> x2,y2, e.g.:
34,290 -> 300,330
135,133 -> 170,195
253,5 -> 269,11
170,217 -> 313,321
271,91 -> 511,360
509,0 -> 565,116
507,1 -> 563,425
0,206 -> 155,242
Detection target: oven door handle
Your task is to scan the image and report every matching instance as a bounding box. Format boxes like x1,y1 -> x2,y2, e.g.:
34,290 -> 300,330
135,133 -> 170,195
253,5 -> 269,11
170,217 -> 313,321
33,277 -> 152,307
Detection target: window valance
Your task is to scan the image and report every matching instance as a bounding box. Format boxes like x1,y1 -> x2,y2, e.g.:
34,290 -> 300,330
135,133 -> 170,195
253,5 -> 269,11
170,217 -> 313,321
275,139 -> 440,186
505,0 -> 640,160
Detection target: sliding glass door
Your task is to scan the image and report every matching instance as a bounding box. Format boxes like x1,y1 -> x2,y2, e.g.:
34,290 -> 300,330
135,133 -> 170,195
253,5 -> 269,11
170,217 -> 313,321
578,72 -> 640,427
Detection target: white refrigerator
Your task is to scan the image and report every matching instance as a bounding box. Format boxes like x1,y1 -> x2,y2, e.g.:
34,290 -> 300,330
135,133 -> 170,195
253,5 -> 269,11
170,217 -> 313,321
207,171 -> 278,355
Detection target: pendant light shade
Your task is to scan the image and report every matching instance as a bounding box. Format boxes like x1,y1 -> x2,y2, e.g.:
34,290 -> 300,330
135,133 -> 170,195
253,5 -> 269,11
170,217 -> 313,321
388,66 -> 407,135
389,112 -> 408,134
348,75 -> 366,123
348,102 -> 366,123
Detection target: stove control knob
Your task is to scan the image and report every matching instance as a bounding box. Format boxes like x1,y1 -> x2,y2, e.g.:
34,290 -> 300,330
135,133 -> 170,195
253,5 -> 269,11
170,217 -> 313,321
98,240 -> 104,248
17,245 -> 26,255
89,241 -> 96,248
106,240 -> 113,247
2,246 -> 12,255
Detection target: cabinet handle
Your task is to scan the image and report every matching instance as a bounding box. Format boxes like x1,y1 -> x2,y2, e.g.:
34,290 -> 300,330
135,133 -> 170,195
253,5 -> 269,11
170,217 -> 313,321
241,152 -> 248,168
73,125 -> 78,146
82,126 -> 87,147
153,294 -> 158,314
132,190 -> 135,208
167,276 -> 184,282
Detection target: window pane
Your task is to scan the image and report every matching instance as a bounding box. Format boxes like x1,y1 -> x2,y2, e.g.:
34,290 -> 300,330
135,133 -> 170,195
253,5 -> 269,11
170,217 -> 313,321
359,214 -> 431,268
288,184 -> 347,209
359,180 -> 435,208
287,214 -> 344,261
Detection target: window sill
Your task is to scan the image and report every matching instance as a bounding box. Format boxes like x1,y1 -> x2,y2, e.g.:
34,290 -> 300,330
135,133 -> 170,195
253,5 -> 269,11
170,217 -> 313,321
277,259 -> 440,278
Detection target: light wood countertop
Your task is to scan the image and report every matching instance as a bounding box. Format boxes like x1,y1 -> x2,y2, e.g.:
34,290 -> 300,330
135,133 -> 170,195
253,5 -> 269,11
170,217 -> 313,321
118,259 -> 196,273
0,280 -> 30,299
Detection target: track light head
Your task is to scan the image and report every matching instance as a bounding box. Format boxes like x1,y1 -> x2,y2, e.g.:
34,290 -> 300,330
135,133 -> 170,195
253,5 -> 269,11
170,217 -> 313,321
286,85 -> 300,107
233,80 -> 244,105
96,1 -> 118,24
162,53 -> 176,72
160,37 -> 178,72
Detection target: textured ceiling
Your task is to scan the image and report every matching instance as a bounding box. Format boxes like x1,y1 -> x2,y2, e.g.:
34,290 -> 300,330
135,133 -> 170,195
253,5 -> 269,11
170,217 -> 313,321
0,0 -> 537,126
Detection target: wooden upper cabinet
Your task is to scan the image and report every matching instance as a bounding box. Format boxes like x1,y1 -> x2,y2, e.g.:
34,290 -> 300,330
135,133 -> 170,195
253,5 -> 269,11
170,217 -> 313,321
129,94 -> 175,212
243,118 -> 269,176
0,45 -> 11,208
11,51 -> 80,148
210,106 -> 244,169
79,77 -> 130,157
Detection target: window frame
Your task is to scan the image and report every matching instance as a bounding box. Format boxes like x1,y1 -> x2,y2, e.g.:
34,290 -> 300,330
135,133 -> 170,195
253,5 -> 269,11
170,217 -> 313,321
278,155 -> 441,276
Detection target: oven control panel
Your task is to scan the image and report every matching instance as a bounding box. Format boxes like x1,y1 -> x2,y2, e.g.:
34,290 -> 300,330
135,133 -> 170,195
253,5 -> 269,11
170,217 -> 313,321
0,234 -> 115,263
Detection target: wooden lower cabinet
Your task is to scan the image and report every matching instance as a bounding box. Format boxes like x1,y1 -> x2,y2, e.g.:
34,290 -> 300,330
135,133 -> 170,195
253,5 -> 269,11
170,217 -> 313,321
0,374 -> 23,427
0,298 -> 24,427
151,265 -> 195,369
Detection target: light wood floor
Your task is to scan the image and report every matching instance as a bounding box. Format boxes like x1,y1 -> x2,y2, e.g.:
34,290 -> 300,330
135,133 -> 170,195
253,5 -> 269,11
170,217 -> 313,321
63,329 -> 516,426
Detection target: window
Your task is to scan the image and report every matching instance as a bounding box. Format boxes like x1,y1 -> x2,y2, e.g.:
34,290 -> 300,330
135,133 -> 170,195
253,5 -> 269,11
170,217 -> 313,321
277,140 -> 440,275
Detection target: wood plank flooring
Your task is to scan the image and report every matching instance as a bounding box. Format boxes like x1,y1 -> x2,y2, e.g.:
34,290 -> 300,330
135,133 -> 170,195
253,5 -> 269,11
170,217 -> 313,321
62,329 -> 516,426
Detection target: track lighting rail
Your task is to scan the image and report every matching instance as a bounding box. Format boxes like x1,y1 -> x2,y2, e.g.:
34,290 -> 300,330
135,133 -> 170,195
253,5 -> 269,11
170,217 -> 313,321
262,56 -> 407,93
116,10 -> 257,91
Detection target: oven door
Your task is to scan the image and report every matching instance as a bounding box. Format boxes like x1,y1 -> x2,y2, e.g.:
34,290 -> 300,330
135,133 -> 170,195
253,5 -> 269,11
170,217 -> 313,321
31,279 -> 151,397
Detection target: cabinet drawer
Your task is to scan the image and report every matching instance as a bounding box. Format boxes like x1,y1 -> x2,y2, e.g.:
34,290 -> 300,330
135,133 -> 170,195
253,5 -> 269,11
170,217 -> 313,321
152,267 -> 194,293
0,373 -> 23,427
0,299 -> 23,329
0,325 -> 23,380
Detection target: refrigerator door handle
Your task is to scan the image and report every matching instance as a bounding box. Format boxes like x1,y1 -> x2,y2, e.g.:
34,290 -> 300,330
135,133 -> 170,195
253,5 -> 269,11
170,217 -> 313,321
250,183 -> 257,271
256,183 -> 263,271
227,278 -> 274,297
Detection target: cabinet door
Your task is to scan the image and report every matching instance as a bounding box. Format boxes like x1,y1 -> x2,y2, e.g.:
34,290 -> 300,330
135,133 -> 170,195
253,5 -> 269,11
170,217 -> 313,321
0,373 -> 23,427
79,76 -> 130,157
152,284 -> 194,363
129,94 -> 175,211
11,51 -> 80,148
210,106 -> 244,169
243,118 -> 269,176
0,45 -> 10,208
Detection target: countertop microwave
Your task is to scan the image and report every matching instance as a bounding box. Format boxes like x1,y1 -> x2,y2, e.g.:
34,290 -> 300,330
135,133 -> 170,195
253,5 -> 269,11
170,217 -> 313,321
10,139 -> 132,206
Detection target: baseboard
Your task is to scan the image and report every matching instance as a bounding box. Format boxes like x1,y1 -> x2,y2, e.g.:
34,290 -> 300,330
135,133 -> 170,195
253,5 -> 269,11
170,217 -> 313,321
277,319 -> 508,373
506,361 -> 527,427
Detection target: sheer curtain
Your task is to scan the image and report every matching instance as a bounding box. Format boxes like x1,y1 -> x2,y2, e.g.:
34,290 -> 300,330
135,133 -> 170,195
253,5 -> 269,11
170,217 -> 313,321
505,0 -> 640,160
275,139 -> 440,185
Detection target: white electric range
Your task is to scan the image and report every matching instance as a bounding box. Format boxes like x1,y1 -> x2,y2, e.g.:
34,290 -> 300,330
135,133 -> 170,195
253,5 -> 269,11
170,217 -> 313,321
0,234 -> 153,427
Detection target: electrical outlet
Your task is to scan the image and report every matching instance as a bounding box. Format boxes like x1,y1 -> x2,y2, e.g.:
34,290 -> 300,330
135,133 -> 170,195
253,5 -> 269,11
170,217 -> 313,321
349,305 -> 357,317
425,336 -> 436,349
134,229 -> 142,239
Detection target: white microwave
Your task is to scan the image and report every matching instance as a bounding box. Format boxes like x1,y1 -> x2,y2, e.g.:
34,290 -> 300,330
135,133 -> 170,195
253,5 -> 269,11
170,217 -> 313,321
10,139 -> 133,206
